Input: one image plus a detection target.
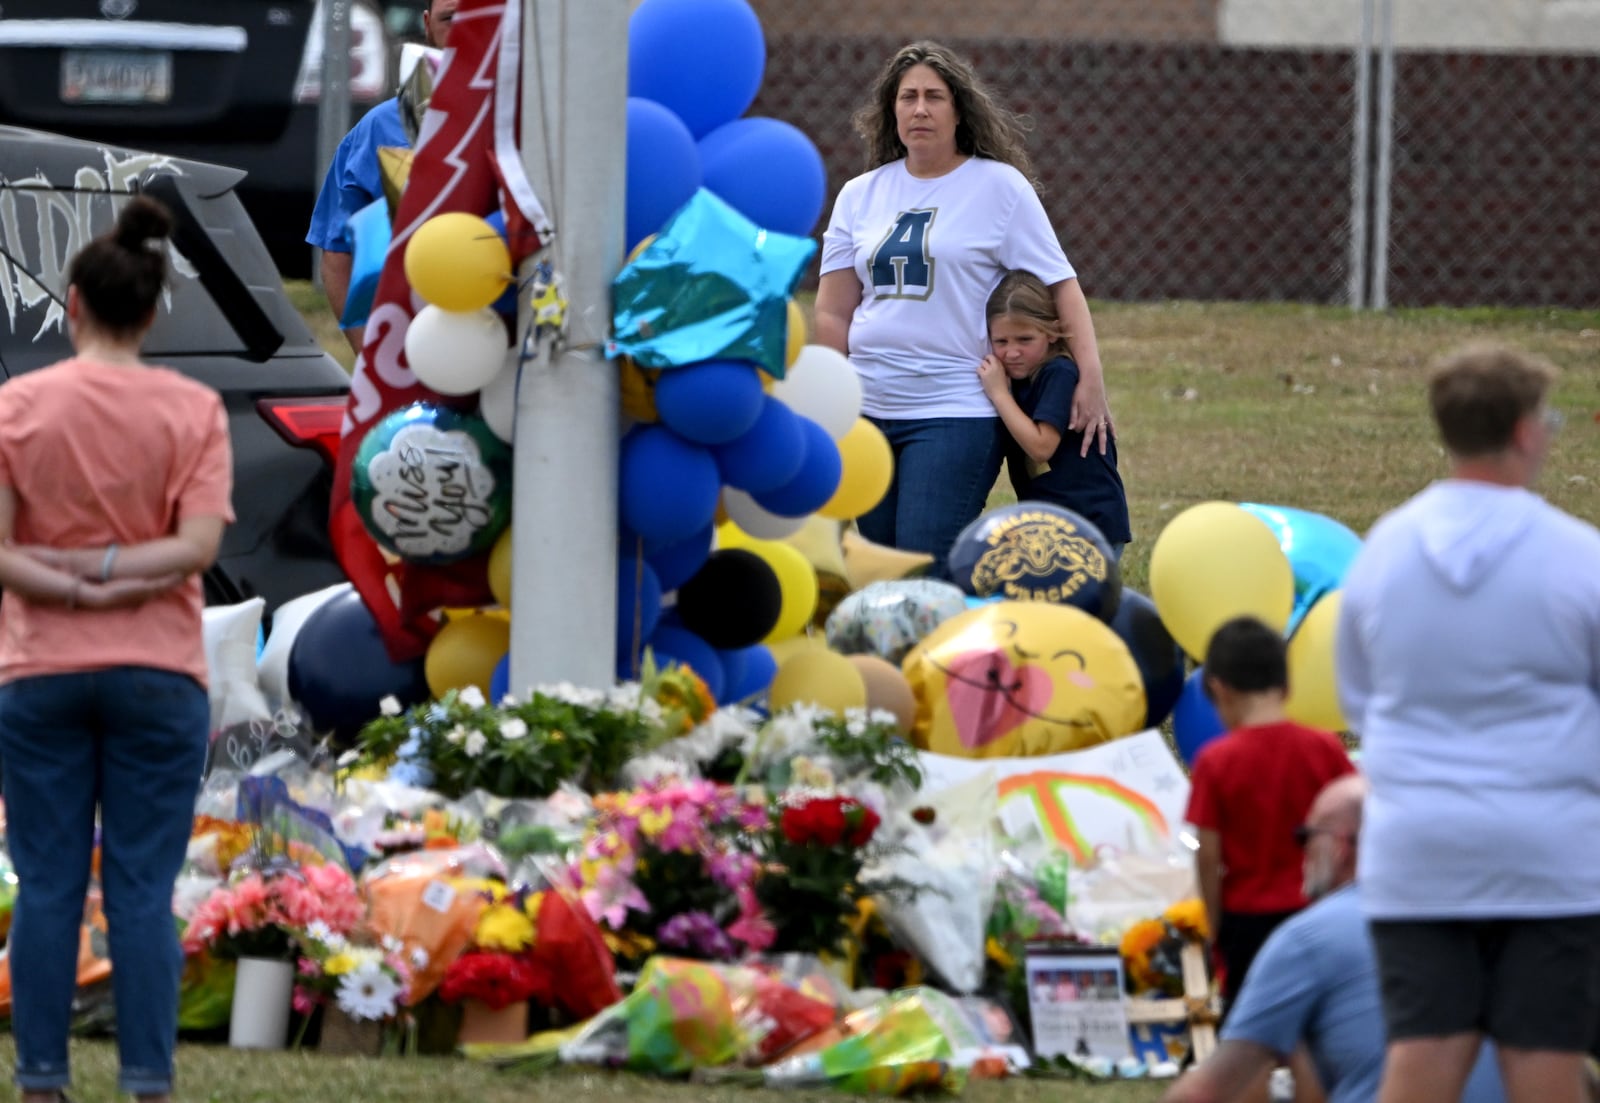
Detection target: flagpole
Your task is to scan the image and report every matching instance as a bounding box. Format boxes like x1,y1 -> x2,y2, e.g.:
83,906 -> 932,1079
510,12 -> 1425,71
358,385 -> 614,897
510,0 -> 626,693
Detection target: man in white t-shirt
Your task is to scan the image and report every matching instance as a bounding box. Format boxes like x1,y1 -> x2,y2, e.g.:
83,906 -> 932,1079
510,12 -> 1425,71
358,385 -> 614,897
1336,344 -> 1600,1103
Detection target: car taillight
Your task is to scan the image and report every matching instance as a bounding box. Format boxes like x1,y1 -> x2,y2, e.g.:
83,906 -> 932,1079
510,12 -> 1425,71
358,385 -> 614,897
295,0 -> 391,105
258,398 -> 347,468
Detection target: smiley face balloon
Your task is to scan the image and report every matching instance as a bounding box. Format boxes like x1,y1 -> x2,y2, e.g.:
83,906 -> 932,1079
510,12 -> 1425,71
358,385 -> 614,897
902,600 -> 1146,757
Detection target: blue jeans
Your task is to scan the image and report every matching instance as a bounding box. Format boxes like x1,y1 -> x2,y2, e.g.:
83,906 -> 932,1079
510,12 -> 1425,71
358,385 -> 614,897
0,668 -> 208,1096
856,416 -> 1004,579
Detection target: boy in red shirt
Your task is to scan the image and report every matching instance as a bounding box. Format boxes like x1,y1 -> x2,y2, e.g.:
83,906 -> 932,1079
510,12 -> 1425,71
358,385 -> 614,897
1184,616 -> 1355,1006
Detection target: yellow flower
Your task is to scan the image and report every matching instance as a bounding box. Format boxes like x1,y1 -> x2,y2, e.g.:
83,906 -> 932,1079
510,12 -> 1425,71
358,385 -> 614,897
639,807 -> 673,840
985,936 -> 1016,972
524,891 -> 545,924
475,903 -> 536,951
1164,897 -> 1210,941
324,952 -> 357,976
602,929 -> 656,958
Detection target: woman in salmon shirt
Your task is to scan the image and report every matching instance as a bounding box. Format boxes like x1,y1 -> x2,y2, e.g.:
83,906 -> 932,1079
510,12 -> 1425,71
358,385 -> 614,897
0,196 -> 234,1103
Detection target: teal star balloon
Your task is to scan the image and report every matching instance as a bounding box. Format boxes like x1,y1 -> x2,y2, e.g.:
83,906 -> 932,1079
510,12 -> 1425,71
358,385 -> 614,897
608,188 -> 817,379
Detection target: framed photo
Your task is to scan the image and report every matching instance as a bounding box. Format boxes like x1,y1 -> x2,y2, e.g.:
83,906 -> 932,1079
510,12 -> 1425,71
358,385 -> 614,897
1024,943 -> 1132,1061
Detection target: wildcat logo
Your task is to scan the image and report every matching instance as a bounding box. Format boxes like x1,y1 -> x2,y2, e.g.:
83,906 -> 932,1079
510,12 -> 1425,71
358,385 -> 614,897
971,511 -> 1107,603
0,150 -> 194,340
869,208 -> 936,300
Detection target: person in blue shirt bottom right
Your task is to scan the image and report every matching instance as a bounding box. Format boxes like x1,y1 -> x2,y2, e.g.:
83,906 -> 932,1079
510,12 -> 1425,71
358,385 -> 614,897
978,270 -> 1132,559
1161,775 -> 1507,1103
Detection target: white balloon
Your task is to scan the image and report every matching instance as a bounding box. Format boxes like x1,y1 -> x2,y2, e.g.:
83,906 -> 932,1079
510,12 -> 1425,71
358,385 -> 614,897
404,306 -> 509,396
772,344 -> 863,439
722,488 -> 806,539
478,351 -> 519,442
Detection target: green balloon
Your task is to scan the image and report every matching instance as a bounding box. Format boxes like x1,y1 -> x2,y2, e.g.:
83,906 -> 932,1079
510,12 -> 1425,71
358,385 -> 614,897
350,403 -> 512,565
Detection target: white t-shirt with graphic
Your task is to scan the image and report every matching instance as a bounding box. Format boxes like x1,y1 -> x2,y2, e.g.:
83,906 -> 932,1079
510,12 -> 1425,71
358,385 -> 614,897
820,157 -> 1075,419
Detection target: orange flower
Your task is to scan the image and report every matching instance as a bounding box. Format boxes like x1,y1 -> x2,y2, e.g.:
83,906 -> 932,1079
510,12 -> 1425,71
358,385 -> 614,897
1164,898 -> 1210,942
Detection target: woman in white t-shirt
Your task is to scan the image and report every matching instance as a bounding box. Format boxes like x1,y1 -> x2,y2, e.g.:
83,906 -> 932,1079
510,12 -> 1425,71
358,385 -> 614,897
814,41 -> 1113,574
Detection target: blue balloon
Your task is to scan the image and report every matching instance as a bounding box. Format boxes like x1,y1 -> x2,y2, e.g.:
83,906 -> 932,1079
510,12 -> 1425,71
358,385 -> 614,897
642,523 -> 714,591
753,416 -> 841,518
629,0 -> 765,139
698,116 -> 827,237
948,502 -> 1123,622
713,395 -> 806,494
484,211 -> 519,317
490,653 -> 511,704
1239,503 -> 1363,636
619,425 -> 721,544
1110,588 -> 1186,729
1172,667 -> 1227,767
646,624 -> 726,702
625,97 -> 702,252
617,555 -> 665,665
719,643 -> 776,703
654,359 -> 765,445
288,589 -> 430,744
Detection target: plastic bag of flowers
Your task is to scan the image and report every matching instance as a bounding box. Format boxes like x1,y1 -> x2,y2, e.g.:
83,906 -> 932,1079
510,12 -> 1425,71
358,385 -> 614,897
361,843 -> 507,1000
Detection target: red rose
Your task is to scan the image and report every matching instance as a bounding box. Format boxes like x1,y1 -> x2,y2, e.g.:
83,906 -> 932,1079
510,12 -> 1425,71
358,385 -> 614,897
845,803 -> 881,848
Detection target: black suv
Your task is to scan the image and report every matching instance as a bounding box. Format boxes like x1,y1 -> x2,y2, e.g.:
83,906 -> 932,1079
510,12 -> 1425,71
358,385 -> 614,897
0,0 -> 396,277
0,125 -> 351,613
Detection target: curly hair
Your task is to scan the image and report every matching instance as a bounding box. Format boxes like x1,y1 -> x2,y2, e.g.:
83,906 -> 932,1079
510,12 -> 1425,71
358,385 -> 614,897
851,41 -> 1039,189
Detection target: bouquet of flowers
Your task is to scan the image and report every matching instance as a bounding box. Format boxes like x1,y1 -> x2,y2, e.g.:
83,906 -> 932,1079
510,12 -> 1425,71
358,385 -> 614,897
1119,898 -> 1210,997
755,795 -> 883,958
352,684 -> 669,800
293,924 -> 414,1023
182,862 -> 365,961
573,780 -> 772,966
437,884 -> 553,1010
741,706 -> 923,792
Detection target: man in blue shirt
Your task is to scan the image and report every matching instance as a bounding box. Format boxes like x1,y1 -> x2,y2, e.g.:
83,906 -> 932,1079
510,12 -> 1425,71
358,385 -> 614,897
1162,775 -> 1505,1103
306,0 -> 457,351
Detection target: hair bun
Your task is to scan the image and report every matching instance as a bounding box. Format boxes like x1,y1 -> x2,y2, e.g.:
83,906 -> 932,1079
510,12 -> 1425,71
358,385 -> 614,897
113,195 -> 175,251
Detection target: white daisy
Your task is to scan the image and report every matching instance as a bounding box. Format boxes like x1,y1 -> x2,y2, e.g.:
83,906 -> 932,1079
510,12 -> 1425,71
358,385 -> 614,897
464,729 -> 488,758
410,947 -> 431,970
337,961 -> 402,1021
381,934 -> 403,954
500,718 -> 528,741
458,686 -> 487,710
305,920 -> 334,944
379,695 -> 403,717
445,724 -> 466,746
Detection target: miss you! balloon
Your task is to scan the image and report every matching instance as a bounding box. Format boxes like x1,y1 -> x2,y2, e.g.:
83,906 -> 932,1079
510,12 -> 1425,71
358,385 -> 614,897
351,404 -> 512,565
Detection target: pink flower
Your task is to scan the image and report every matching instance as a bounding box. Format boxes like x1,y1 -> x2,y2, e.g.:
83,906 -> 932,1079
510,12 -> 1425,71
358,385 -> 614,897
297,956 -> 322,977
581,862 -> 650,929
292,986 -> 319,1015
727,885 -> 776,953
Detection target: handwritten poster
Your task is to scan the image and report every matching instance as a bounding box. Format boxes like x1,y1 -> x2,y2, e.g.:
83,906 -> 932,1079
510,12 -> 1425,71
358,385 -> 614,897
916,730 -> 1190,864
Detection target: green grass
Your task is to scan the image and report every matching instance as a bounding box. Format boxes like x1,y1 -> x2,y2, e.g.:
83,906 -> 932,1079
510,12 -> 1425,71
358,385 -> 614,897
288,279 -> 1600,598
30,1037 -> 1166,1102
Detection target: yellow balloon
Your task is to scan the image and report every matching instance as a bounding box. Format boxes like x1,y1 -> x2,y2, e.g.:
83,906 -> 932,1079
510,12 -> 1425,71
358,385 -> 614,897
716,520 -> 755,551
765,632 -> 827,669
757,542 -> 819,643
770,649 -> 867,716
819,418 -> 894,521
404,212 -> 511,313
1149,501 -> 1295,661
619,357 -> 660,422
424,615 -> 510,699
841,527 -> 935,590
785,299 -> 807,369
902,601 -> 1146,757
488,529 -> 512,608
1285,591 -> 1348,732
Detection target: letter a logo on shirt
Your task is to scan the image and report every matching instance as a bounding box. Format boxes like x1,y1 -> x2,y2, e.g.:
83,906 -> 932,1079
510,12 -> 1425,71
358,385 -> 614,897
870,208 -> 937,300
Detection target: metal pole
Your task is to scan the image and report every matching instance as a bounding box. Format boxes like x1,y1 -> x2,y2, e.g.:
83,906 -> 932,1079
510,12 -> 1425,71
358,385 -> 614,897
1370,0 -> 1396,310
312,0 -> 352,289
1347,0 -> 1374,309
510,0 -> 626,692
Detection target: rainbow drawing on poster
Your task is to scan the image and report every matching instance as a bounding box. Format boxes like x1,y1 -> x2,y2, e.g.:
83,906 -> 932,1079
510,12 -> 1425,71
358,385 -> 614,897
916,730 -> 1191,863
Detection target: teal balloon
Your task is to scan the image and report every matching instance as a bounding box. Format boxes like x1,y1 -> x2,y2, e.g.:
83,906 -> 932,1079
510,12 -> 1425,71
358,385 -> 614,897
1239,503 -> 1363,635
609,189 -> 816,379
350,404 -> 512,565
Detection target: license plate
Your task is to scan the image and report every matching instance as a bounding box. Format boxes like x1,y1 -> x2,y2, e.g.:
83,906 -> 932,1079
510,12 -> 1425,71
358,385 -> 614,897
60,50 -> 173,105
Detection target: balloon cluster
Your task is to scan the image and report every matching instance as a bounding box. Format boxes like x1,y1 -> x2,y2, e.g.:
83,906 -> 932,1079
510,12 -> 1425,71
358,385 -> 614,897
1149,501 -> 1362,764
610,0 -> 893,709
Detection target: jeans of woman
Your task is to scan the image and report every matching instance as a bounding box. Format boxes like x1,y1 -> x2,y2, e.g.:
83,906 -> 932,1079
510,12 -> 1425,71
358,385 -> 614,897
0,667 -> 208,1096
855,416 -> 1004,579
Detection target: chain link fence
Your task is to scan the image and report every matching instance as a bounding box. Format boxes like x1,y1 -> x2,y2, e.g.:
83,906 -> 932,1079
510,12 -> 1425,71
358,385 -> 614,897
747,0 -> 1600,309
